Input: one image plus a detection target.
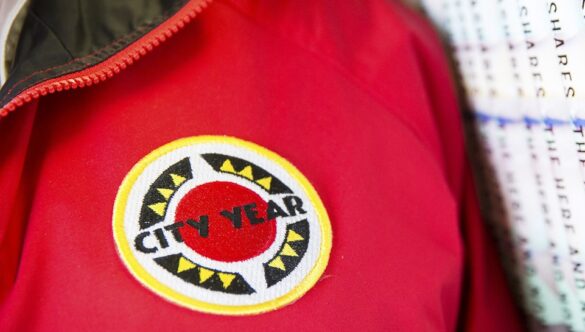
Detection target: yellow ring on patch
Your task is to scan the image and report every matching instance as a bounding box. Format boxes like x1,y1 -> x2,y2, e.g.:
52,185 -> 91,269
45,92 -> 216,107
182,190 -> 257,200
113,135 -> 332,315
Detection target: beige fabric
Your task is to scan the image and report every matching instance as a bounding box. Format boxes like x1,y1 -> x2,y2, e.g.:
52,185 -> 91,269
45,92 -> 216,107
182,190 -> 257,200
0,0 -> 30,86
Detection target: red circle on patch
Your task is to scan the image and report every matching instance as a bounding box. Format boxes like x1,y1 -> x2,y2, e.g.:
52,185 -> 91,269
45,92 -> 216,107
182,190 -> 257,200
175,181 -> 276,262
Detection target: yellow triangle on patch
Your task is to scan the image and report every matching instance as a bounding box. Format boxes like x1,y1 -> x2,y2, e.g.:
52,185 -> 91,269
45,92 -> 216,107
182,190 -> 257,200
281,243 -> 298,257
177,257 -> 197,273
170,173 -> 186,187
286,230 -> 304,242
220,159 -> 236,173
157,188 -> 174,200
148,202 -> 167,216
218,273 -> 236,289
238,165 -> 254,180
268,257 -> 286,271
256,177 -> 272,190
199,267 -> 214,283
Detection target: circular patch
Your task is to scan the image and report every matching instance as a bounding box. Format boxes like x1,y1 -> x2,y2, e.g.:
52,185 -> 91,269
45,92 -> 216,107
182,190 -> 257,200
113,136 -> 332,315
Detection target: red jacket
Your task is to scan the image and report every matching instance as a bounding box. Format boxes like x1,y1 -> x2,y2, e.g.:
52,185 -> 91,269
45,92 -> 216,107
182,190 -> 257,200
0,0 -> 523,330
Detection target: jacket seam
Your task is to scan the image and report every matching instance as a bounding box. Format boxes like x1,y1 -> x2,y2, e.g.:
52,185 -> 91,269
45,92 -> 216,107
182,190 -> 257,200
29,10 -> 74,58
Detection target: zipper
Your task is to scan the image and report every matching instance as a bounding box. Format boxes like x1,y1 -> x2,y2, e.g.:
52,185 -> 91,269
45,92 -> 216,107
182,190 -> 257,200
0,0 -> 212,118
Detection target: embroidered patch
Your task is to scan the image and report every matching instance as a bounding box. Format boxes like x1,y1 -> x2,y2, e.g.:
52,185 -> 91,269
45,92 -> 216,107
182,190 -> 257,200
113,136 -> 332,315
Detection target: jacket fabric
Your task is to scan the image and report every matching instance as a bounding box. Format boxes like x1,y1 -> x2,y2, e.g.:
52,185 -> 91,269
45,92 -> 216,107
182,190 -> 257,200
0,0 -> 523,330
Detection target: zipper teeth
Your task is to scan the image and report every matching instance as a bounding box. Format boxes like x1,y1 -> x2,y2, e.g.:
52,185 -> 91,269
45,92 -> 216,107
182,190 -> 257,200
0,0 -> 212,118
